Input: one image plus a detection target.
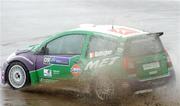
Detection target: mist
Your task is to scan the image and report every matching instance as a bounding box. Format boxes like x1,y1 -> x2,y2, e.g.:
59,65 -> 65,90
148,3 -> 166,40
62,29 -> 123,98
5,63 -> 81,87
0,0 -> 180,106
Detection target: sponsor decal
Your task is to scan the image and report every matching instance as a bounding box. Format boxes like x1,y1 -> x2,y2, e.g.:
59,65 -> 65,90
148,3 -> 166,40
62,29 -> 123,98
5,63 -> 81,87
50,57 -> 69,65
43,56 -> 52,65
89,50 -> 113,58
131,36 -> 155,44
89,52 -> 95,58
71,64 -> 81,77
43,56 -> 69,65
53,70 -> 60,75
117,48 -> 124,53
85,56 -> 120,70
43,69 -> 52,77
110,28 -> 137,35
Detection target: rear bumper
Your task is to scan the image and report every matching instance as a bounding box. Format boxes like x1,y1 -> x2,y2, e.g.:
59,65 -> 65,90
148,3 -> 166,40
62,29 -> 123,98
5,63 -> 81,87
128,68 -> 175,91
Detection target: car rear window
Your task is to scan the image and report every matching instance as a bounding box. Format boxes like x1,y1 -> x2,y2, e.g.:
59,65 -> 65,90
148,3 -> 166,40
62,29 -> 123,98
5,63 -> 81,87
125,35 -> 164,57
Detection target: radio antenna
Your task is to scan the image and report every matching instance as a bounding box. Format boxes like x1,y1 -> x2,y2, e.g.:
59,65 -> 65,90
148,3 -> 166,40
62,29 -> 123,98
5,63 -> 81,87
111,17 -> 115,29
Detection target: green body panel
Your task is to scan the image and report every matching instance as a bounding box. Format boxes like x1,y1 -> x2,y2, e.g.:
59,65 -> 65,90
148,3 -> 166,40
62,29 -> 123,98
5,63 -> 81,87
30,71 -> 39,85
135,52 -> 169,80
28,28 -> 169,86
79,55 -> 127,82
30,55 -> 82,84
124,35 -> 169,81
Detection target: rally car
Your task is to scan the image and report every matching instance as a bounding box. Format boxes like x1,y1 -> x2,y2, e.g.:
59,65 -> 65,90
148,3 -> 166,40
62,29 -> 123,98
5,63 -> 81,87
1,24 -> 176,101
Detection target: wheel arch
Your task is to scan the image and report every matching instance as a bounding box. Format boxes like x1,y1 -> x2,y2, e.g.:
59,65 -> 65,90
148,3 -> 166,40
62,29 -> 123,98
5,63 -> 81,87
5,60 -> 32,84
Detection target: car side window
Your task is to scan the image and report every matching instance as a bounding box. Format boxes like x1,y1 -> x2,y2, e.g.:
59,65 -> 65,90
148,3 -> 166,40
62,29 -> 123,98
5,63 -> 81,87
88,36 -> 118,58
46,35 -> 85,55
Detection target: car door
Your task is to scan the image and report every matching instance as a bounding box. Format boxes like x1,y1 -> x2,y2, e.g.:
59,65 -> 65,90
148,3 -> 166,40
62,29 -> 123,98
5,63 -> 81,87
35,33 -> 87,80
81,34 -> 121,78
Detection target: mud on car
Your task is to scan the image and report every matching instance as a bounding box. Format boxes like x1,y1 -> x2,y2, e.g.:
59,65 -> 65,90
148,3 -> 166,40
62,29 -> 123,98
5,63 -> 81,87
1,25 -> 176,101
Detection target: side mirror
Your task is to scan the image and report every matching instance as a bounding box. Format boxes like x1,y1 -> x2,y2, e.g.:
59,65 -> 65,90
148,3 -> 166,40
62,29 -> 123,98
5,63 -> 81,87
39,47 -> 49,55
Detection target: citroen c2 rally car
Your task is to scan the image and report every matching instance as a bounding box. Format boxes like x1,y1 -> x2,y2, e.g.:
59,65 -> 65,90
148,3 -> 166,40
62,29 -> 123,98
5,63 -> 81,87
1,24 -> 176,100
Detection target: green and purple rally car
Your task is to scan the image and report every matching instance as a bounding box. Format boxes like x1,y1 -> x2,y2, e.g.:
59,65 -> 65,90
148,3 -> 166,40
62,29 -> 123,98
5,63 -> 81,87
1,24 -> 176,100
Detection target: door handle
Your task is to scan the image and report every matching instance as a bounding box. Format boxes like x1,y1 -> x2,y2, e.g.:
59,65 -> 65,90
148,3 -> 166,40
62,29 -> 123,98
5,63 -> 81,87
75,60 -> 82,64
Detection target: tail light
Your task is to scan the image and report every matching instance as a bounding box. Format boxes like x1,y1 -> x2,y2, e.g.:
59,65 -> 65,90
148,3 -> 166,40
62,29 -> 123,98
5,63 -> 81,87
123,56 -> 136,74
123,56 -> 129,70
164,49 -> 173,67
167,56 -> 173,67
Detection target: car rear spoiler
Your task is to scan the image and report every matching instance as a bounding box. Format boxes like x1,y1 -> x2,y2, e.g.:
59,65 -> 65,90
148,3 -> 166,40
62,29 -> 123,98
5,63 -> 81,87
151,32 -> 164,37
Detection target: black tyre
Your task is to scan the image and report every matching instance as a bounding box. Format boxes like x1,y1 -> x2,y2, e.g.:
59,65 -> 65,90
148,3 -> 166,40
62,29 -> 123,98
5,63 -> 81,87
7,62 -> 30,89
91,75 -> 118,101
169,69 -> 176,85
165,69 -> 176,90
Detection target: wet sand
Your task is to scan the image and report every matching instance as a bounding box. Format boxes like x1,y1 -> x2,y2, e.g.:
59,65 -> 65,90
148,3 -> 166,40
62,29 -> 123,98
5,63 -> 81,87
1,0 -> 180,106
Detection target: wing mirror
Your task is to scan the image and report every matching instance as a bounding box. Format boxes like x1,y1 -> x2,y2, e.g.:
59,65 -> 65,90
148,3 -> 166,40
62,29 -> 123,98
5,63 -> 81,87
39,46 -> 49,55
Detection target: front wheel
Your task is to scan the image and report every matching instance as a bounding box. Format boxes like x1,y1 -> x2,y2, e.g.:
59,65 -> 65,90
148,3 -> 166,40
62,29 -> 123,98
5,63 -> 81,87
7,62 -> 30,89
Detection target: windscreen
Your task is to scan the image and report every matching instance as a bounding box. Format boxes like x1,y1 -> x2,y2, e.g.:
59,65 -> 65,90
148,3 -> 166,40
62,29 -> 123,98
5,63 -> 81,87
125,35 -> 164,57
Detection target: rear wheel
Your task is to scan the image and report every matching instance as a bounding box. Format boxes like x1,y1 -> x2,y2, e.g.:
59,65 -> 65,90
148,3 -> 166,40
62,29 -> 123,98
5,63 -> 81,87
91,76 -> 117,101
7,62 -> 30,89
169,69 -> 176,86
165,69 -> 176,90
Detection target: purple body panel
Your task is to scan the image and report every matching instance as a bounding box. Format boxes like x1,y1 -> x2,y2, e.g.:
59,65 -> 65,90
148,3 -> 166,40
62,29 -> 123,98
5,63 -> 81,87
7,52 -> 36,71
1,49 -> 75,84
1,51 -> 36,84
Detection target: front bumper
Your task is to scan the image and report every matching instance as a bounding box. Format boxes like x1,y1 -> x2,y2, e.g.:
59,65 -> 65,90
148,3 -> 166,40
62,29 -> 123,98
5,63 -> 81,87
1,62 -> 9,84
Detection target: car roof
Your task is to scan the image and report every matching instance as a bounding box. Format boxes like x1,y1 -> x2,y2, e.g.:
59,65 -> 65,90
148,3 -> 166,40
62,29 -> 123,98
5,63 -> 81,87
42,24 -> 150,47
33,25 -> 150,52
69,24 -> 149,38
